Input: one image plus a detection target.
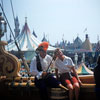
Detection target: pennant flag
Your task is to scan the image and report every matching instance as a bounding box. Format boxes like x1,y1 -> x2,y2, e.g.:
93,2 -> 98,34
83,28 -> 87,33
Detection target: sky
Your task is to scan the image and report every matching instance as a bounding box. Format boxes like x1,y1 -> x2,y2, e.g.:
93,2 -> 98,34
0,0 -> 100,45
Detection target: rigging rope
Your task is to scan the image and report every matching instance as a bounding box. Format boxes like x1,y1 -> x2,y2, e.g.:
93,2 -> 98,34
10,0 -> 15,20
0,0 -> 3,10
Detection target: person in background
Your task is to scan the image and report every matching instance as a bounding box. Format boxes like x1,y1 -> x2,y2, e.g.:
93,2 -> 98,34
94,55 -> 100,100
30,42 -> 66,100
54,48 -> 82,100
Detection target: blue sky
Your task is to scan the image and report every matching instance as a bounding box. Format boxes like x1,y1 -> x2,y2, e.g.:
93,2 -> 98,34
1,0 -> 100,45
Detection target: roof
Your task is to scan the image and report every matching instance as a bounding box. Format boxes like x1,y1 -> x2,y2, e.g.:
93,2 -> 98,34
5,20 -> 56,52
76,63 -> 93,75
74,36 -> 82,46
42,34 -> 48,42
82,34 -> 92,51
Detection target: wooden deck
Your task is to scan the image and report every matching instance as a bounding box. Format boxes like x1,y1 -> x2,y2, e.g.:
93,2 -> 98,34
0,75 -> 97,100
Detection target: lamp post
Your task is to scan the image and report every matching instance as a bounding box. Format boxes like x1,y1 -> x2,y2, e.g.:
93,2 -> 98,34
82,53 -> 85,63
74,53 -> 78,69
0,12 -> 7,41
83,53 -> 85,62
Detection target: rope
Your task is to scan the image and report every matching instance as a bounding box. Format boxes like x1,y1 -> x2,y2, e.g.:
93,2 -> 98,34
10,0 -> 15,20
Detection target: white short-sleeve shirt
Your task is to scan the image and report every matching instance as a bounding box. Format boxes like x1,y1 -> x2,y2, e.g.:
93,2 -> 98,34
55,56 -> 75,74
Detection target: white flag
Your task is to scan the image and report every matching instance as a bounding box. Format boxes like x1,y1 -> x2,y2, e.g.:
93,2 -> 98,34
83,28 -> 87,33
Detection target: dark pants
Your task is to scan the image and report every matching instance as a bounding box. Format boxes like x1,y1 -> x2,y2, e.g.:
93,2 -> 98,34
35,74 -> 60,100
95,87 -> 100,100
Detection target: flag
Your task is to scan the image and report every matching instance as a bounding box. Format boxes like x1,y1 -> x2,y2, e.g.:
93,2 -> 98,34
83,28 -> 87,33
